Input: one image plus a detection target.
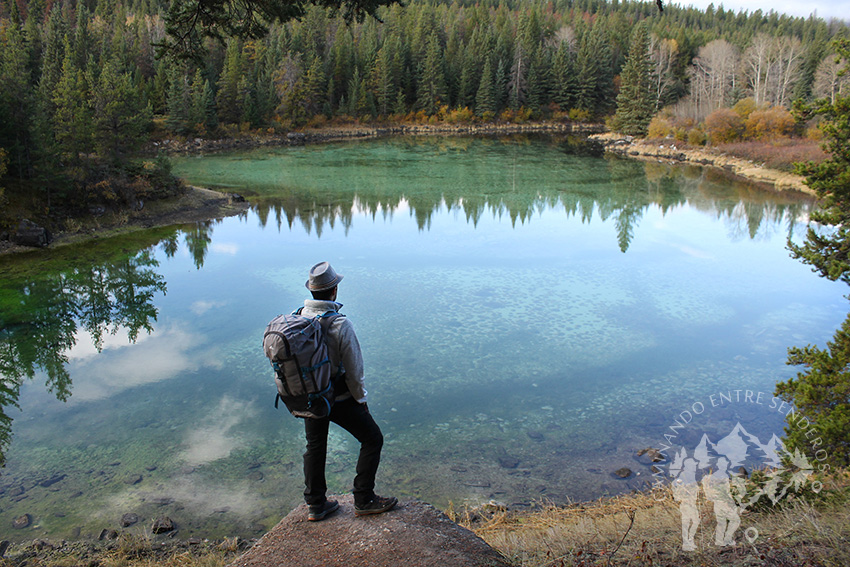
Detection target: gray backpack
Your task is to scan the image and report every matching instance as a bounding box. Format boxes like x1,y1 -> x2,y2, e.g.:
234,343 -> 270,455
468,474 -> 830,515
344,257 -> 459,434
262,309 -> 343,418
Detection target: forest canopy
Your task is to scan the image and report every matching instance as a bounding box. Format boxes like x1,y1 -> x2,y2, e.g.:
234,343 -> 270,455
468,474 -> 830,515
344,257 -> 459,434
0,0 -> 848,215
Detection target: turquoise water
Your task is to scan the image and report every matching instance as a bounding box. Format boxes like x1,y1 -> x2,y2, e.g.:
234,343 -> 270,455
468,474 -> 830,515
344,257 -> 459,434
0,135 -> 845,541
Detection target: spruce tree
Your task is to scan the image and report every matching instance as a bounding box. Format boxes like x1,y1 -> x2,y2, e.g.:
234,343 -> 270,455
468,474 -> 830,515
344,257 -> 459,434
52,37 -> 92,164
92,58 -> 151,162
475,56 -> 496,118
417,32 -> 447,115
613,22 -> 654,136
166,66 -> 191,134
778,37 -> 850,466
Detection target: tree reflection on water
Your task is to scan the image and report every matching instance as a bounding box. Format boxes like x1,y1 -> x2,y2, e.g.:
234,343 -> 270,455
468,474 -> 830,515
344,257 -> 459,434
0,237 -> 183,464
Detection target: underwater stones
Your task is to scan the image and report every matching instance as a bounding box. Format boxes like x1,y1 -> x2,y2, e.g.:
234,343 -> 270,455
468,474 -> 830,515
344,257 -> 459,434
12,514 -> 31,529
613,467 -> 633,479
497,456 -> 520,469
124,474 -> 143,485
152,516 -> 175,534
526,430 -> 544,442
636,448 -> 664,463
39,474 -> 67,488
247,471 -> 264,481
99,529 -> 119,540
120,513 -> 140,527
0,540 -> 9,557
6,485 -> 24,497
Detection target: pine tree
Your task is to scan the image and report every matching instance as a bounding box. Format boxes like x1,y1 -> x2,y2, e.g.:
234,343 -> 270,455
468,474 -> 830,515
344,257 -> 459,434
0,3 -> 35,176
417,32 -> 447,115
551,41 -> 577,112
216,39 -> 244,124
189,69 -> 207,131
576,23 -> 614,116
373,35 -> 400,116
92,58 -> 151,163
52,37 -> 92,163
613,22 -> 654,136
777,38 -> 850,466
166,66 -> 191,134
475,57 -> 496,118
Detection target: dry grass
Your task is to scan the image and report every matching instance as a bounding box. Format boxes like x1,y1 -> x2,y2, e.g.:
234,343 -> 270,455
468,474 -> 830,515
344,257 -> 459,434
458,473 -> 850,567
715,139 -> 827,172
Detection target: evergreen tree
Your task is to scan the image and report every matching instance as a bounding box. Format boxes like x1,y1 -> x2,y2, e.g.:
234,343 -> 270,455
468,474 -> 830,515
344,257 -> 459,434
166,66 -> 191,134
576,23 -> 614,116
417,32 -> 447,115
92,57 -> 151,163
0,4 -> 35,177
216,39 -> 244,124
552,40 -> 577,111
613,22 -> 654,136
778,38 -> 850,466
190,69 -> 207,131
373,37 -> 399,116
475,56 -> 496,117
304,54 -> 326,116
52,37 -> 92,163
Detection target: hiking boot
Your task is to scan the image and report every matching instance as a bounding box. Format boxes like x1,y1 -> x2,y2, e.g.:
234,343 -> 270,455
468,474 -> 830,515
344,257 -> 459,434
307,499 -> 339,521
354,495 -> 398,517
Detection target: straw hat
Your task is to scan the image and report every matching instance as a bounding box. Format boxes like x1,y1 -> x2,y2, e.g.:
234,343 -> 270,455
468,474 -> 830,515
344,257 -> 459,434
305,262 -> 344,291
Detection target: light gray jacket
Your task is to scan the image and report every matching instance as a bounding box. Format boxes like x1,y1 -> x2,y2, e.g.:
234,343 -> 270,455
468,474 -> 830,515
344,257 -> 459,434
300,299 -> 367,403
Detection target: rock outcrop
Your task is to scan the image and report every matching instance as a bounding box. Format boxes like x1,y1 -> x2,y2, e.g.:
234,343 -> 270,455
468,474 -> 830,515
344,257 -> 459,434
227,495 -> 509,567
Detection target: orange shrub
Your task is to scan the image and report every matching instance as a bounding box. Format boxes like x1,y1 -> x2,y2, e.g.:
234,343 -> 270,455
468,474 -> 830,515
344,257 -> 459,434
732,97 -> 760,119
745,106 -> 795,140
647,115 -> 672,138
704,108 -> 744,144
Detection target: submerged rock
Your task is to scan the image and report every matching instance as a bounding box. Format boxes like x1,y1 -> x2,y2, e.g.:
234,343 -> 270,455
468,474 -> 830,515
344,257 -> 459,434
152,516 -> 175,534
526,430 -> 544,441
39,474 -> 67,488
12,514 -> 31,529
636,447 -> 665,463
124,474 -> 143,485
613,467 -> 633,479
121,513 -> 140,527
497,456 -> 520,469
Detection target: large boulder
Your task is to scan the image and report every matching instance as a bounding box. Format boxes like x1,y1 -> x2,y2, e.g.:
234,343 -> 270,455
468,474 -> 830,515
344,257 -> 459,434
228,495 -> 509,567
11,219 -> 51,248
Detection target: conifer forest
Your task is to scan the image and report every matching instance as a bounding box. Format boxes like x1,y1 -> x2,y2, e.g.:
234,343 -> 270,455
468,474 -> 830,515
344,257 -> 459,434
0,0 -> 848,210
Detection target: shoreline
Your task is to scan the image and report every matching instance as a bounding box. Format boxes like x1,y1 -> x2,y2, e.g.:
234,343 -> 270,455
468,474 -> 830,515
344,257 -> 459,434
588,132 -> 814,196
155,121 -> 603,154
1,124 -> 815,257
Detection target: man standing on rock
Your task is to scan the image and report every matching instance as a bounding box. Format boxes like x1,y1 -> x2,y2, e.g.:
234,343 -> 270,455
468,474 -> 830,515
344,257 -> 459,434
300,261 -> 397,521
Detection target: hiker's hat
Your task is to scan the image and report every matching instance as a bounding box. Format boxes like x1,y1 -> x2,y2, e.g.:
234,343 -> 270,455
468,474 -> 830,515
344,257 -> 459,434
305,261 -> 344,292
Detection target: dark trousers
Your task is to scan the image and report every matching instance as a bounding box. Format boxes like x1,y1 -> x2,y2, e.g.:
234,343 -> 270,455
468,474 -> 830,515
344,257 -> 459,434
303,397 -> 384,507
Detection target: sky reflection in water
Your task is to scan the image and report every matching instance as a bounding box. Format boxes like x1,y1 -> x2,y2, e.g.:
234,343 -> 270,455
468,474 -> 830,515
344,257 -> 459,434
0,135 -> 845,542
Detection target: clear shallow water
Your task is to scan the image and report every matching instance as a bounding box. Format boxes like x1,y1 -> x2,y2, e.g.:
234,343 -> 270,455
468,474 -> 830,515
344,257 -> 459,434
0,135 -> 845,541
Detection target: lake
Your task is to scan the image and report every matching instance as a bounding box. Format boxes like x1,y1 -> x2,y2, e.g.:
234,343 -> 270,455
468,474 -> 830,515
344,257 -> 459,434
0,134 -> 845,541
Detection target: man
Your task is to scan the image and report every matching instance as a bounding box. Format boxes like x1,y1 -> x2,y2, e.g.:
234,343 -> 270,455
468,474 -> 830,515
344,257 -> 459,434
300,261 -> 397,521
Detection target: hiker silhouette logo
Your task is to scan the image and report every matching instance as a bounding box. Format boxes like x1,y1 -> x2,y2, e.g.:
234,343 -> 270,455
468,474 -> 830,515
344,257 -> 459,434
667,422 -> 818,551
